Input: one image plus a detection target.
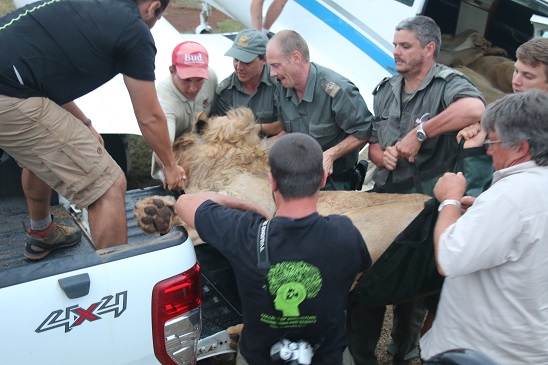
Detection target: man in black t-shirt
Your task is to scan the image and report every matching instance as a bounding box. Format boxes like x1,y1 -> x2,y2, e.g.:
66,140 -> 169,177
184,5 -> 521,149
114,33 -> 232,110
176,133 -> 372,365
0,0 -> 185,258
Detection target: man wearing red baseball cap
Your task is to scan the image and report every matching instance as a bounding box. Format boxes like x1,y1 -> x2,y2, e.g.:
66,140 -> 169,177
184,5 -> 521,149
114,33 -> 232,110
151,41 -> 217,180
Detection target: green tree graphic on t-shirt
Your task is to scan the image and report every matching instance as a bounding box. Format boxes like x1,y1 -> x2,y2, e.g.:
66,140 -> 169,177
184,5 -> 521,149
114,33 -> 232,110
267,261 -> 322,316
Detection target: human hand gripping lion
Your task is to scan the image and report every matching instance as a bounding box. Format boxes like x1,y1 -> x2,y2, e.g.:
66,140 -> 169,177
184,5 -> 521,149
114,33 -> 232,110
134,196 -> 182,235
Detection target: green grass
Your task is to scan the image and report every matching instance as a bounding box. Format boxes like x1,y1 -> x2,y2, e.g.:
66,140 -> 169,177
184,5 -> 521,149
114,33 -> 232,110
170,0 -> 201,10
127,136 -> 157,190
216,18 -> 245,33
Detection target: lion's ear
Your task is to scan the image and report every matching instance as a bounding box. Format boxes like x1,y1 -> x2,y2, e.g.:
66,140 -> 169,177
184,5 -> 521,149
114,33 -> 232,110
194,111 -> 209,135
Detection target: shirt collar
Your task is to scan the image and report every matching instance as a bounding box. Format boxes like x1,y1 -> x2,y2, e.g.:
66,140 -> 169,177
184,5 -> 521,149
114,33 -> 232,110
284,62 -> 316,104
229,65 -> 275,92
389,63 -> 440,94
491,160 -> 537,185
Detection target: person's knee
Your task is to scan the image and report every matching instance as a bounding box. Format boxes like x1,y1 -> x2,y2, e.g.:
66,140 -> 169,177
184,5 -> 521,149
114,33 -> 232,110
95,172 -> 126,204
109,172 -> 127,197
114,172 -> 127,190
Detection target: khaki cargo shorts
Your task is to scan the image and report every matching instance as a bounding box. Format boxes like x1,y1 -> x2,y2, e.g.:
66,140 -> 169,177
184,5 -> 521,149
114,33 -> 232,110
0,95 -> 122,208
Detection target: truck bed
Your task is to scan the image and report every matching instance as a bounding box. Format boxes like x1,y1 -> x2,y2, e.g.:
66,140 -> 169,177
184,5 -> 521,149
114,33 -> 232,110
0,155 -> 241,340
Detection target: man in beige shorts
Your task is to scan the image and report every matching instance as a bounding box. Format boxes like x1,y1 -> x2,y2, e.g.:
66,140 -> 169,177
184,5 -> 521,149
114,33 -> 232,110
0,0 -> 185,259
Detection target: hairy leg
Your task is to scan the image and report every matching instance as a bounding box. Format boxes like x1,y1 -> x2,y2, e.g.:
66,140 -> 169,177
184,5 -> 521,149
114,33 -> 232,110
22,168 -> 51,221
88,173 -> 128,249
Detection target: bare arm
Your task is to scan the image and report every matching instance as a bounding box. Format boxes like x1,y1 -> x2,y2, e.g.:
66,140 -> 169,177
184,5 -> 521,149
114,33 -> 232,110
323,134 -> 368,175
175,192 -> 271,229
263,0 -> 288,30
62,101 -> 103,145
368,143 -> 384,167
253,120 -> 284,136
123,75 -> 185,190
250,0 -> 265,30
422,97 -> 485,137
397,97 -> 485,162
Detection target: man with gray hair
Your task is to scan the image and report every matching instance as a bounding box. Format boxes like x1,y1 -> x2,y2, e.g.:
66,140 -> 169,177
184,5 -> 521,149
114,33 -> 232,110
421,89 -> 548,363
349,15 -> 485,365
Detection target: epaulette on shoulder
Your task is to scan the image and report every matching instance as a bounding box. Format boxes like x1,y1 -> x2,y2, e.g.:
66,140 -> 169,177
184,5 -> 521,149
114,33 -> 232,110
373,77 -> 390,95
435,67 -> 460,81
216,77 -> 231,95
321,78 -> 342,98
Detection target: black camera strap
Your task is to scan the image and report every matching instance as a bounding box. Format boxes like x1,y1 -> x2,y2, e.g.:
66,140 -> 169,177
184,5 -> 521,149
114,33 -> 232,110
257,220 -> 271,272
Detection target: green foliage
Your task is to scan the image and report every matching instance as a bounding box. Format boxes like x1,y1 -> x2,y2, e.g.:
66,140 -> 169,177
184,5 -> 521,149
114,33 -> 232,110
127,135 -> 158,190
216,18 -> 245,33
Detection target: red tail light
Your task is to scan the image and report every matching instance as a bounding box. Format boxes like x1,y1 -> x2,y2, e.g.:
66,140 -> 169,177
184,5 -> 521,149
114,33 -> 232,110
152,263 -> 202,365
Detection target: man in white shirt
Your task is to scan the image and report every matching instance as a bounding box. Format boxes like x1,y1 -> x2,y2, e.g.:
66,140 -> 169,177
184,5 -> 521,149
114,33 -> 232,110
151,41 -> 217,180
421,89 -> 548,364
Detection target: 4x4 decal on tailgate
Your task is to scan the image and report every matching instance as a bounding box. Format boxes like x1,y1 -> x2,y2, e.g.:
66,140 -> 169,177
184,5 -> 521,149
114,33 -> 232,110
36,291 -> 128,333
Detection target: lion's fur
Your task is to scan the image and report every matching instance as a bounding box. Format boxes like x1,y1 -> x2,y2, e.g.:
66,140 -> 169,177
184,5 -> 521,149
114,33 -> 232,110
170,107 -> 430,262
173,107 -> 270,192
468,56 -> 514,93
438,30 -> 514,104
439,30 -> 508,67
454,66 -> 508,104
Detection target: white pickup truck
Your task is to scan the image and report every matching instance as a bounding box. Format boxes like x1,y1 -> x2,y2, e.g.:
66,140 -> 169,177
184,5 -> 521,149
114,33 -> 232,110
0,171 -> 198,365
0,156 -> 241,365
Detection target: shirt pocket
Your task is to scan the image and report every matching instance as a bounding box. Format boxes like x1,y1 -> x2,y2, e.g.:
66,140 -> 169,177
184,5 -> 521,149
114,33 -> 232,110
374,115 -> 400,149
31,124 -> 104,191
308,119 -> 340,140
255,110 -> 276,124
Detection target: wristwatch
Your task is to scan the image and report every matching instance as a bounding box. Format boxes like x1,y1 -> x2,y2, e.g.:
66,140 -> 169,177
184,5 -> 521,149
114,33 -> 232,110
438,199 -> 461,211
416,123 -> 427,142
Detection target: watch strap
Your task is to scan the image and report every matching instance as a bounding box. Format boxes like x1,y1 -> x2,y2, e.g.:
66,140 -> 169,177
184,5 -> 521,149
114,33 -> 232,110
438,199 -> 461,211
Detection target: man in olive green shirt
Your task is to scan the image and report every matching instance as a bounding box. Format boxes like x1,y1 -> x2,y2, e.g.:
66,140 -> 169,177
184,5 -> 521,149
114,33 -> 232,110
266,30 -> 373,190
348,16 -> 485,365
211,29 -> 278,125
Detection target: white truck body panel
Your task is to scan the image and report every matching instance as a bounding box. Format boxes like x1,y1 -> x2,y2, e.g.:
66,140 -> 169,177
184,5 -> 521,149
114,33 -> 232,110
0,237 -> 197,365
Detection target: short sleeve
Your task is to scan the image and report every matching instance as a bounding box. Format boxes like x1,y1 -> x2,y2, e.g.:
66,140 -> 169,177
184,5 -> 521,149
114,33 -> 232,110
117,20 -> 157,81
